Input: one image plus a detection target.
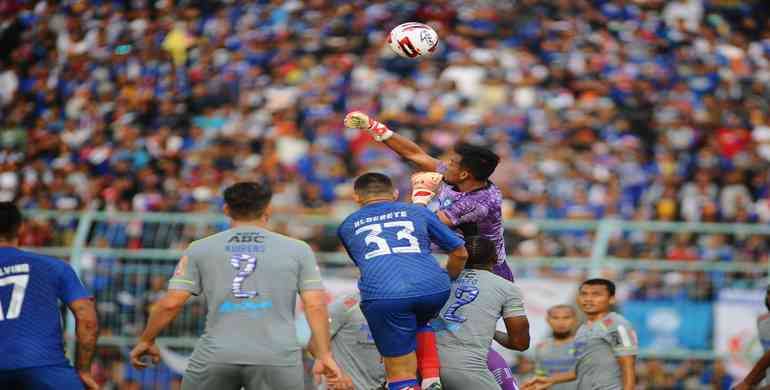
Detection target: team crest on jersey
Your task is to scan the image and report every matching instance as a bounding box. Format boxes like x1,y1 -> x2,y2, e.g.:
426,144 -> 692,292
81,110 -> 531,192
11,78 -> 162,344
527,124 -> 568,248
174,256 -> 188,277
442,198 -> 452,207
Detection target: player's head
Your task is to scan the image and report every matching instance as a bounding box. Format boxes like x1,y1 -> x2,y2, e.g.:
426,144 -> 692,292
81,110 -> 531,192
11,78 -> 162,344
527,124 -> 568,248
578,278 -> 616,316
443,143 -> 500,186
353,172 -> 398,205
547,304 -> 578,339
223,182 -> 273,221
464,236 -> 496,270
0,202 -> 22,244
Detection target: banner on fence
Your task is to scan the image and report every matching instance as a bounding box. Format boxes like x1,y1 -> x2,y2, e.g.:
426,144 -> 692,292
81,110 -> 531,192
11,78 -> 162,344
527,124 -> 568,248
620,300 -> 712,350
715,288 -> 765,379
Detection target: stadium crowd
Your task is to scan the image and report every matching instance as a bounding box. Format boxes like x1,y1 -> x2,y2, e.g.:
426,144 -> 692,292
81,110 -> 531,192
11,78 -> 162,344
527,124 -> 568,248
1,0 -> 770,388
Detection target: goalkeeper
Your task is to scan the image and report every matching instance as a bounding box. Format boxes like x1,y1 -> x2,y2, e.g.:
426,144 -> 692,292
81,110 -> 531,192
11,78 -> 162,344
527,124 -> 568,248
345,112 -> 519,390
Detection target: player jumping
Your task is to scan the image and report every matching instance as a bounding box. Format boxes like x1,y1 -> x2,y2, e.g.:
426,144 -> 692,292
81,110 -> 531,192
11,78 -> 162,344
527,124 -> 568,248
130,182 -> 345,390
433,236 -> 530,390
524,279 -> 637,390
345,111 -> 517,387
0,202 -> 99,390
338,172 -> 469,390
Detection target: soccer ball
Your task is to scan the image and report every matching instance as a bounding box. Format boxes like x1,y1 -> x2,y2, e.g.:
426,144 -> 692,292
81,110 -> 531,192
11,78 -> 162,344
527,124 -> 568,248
387,22 -> 439,59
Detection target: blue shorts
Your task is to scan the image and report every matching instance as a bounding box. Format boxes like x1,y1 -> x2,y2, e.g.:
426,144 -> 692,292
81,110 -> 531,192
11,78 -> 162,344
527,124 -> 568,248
0,364 -> 83,389
360,290 -> 450,357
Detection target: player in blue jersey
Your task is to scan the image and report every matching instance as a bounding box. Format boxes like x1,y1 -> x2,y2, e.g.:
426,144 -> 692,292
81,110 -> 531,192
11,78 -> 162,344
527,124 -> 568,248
345,112 -> 516,388
338,173 -> 469,390
0,202 -> 99,390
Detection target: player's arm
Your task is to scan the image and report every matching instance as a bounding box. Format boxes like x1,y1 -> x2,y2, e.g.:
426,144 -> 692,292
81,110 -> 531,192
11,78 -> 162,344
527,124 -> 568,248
617,355 -> 636,390
132,251 -> 200,368
445,244 -> 469,279
493,316 -> 530,351
344,111 -> 441,172
610,321 -> 638,390
58,262 -> 99,390
734,349 -> 770,390
524,371 -> 578,389
69,298 -> 99,388
131,290 -> 192,367
424,208 -> 467,278
493,284 -> 530,351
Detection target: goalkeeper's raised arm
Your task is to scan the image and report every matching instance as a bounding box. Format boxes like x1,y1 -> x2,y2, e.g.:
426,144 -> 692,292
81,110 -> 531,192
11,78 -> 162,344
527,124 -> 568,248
344,111 -> 441,172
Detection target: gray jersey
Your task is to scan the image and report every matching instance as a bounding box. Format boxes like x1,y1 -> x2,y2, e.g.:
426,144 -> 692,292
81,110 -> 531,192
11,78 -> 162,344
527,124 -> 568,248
168,227 -> 324,366
758,313 -> 770,386
434,269 -> 526,371
574,312 -> 638,390
328,293 -> 385,390
535,337 -> 577,390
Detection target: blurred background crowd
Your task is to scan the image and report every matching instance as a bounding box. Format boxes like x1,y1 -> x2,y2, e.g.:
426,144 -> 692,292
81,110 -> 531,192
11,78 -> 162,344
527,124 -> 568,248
2,0 -> 770,388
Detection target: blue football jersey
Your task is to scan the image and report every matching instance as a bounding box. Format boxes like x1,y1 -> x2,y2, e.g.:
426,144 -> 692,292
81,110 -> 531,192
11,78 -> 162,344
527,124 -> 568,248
338,201 -> 464,300
0,247 -> 91,370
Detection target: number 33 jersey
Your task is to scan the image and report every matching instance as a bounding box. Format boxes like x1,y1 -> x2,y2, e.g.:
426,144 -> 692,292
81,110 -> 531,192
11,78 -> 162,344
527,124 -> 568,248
168,227 -> 324,366
338,201 -> 465,301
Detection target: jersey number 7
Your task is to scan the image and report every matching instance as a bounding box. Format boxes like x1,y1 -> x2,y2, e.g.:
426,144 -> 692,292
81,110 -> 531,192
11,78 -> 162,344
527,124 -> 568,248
355,221 -> 421,260
0,274 -> 29,321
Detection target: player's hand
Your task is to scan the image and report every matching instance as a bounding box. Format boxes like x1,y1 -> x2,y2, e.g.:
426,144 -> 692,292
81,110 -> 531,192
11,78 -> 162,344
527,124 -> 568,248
411,171 -> 443,205
523,377 -> 552,390
732,381 -> 751,390
312,352 -> 343,385
344,111 -> 393,141
129,340 -> 161,369
326,373 -> 355,390
78,370 -> 99,390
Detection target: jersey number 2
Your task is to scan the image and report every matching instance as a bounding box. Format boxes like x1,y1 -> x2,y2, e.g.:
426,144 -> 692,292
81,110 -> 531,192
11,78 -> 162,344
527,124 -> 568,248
442,285 -> 479,323
230,254 -> 257,298
0,274 -> 29,321
355,221 -> 420,260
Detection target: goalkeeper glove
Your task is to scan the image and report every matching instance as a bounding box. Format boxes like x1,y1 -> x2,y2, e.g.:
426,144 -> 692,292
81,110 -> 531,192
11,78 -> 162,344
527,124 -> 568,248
344,111 -> 394,142
411,172 -> 443,205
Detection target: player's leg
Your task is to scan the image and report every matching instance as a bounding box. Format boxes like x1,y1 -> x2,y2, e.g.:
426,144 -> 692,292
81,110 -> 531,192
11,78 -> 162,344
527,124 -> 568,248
414,290 -> 450,390
181,360 -> 242,390
440,368 -> 499,390
15,364 -> 84,390
360,298 -> 420,390
487,348 -> 518,390
244,364 -> 304,390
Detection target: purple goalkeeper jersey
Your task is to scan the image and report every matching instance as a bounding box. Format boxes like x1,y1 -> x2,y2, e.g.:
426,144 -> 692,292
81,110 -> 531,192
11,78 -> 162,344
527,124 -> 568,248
435,162 -> 513,281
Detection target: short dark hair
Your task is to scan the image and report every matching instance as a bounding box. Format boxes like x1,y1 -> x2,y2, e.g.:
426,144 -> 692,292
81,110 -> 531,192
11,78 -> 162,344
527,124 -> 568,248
464,236 -> 497,269
580,278 -> 616,296
455,143 -> 500,181
0,202 -> 22,241
223,182 -> 272,220
353,172 -> 394,198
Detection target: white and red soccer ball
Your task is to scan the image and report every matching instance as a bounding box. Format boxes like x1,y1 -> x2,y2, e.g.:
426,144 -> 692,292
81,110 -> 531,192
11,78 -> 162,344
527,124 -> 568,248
387,22 -> 439,59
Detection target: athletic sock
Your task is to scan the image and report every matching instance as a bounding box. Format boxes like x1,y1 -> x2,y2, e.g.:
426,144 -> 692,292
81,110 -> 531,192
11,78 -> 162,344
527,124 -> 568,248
388,378 -> 420,390
416,325 -> 440,385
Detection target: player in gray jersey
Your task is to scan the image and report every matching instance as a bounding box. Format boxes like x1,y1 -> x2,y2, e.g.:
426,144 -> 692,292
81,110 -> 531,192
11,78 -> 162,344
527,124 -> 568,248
129,182 -> 346,390
534,305 -> 578,390
326,293 -> 386,390
525,279 -> 637,390
734,286 -> 770,390
433,236 -> 530,390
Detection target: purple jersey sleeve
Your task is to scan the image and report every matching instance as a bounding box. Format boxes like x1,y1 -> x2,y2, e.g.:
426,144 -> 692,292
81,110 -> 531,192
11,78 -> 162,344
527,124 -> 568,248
57,262 -> 91,304
442,200 -> 490,227
424,208 -> 465,251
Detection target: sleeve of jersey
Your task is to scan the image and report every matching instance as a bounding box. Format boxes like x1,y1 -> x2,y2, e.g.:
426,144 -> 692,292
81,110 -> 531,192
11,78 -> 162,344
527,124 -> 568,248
441,198 -> 489,227
329,295 -> 358,337
168,246 -> 202,295
502,284 -> 527,318
425,209 -> 465,251
58,262 -> 92,304
297,242 -> 324,292
609,318 -> 639,356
